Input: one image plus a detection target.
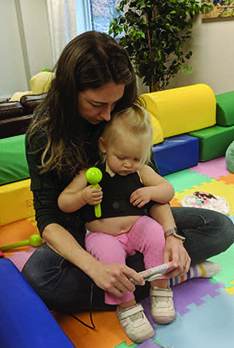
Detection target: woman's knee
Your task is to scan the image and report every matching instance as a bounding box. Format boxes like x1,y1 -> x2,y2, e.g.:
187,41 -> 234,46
212,213 -> 234,250
22,243 -> 66,294
180,210 -> 234,264
172,207 -> 234,238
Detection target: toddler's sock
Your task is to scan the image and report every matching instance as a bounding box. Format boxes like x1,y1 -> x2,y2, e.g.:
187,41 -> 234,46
169,261 -> 221,287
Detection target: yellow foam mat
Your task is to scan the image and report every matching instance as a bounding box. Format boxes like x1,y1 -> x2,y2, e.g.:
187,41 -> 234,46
0,179 -> 34,226
140,84 -> 216,138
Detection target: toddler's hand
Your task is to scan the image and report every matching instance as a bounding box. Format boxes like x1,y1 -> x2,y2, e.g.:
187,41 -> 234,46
130,187 -> 151,208
82,185 -> 103,205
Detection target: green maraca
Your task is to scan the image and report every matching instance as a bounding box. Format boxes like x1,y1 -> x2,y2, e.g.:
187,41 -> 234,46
86,167 -> 103,218
0,234 -> 42,251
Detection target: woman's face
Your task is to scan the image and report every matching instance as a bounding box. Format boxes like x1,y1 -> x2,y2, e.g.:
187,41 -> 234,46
78,82 -> 125,124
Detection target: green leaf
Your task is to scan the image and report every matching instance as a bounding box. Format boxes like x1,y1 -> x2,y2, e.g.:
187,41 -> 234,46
109,0 -> 204,90
182,66 -> 194,75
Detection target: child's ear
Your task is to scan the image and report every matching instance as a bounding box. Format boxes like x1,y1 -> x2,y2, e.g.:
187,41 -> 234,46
99,137 -> 107,154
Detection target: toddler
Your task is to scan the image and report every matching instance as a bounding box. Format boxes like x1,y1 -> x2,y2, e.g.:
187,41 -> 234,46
58,104 -> 177,343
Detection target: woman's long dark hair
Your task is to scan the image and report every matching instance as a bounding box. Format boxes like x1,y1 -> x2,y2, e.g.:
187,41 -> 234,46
28,31 -> 137,178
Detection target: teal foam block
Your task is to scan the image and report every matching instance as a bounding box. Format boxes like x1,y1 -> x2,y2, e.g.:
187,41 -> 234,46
0,134 -> 29,185
216,91 -> 234,126
225,140 -> 234,173
189,125 -> 234,162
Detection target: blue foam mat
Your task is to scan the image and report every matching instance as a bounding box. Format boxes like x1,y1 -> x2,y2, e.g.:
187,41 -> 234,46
155,287 -> 234,348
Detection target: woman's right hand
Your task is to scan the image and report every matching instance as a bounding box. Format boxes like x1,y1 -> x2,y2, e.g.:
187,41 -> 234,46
89,262 -> 145,297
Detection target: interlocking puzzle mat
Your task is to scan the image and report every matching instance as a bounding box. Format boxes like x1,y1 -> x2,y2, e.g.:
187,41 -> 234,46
1,156 -> 234,348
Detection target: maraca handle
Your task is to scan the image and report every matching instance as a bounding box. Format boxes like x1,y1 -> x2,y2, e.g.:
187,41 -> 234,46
91,183 -> 102,218
94,203 -> 102,218
0,239 -> 29,251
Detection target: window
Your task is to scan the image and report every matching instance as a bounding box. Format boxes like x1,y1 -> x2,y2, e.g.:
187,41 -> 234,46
75,0 -> 120,35
90,0 -> 120,34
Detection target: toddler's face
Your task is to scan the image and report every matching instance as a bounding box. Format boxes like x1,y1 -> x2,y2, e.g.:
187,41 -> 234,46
103,137 -> 147,176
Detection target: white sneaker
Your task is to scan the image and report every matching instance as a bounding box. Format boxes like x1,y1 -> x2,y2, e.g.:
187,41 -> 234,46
150,286 -> 176,324
116,304 -> 154,343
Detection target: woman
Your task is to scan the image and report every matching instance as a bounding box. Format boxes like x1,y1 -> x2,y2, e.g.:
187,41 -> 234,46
22,31 -> 234,312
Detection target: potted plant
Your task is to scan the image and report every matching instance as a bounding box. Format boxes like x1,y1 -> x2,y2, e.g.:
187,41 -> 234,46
109,0 -> 211,91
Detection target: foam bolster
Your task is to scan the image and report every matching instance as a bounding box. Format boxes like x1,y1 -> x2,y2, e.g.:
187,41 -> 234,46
0,134 -> 29,185
0,179 -> 34,226
189,125 -> 234,162
152,134 -> 199,176
149,111 -> 164,144
140,84 -> 216,138
216,91 -> 234,126
0,259 -> 75,348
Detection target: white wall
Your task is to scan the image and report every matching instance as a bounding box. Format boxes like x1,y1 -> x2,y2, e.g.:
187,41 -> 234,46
20,0 -> 53,77
1,3 -> 234,100
0,0 -> 53,100
167,17 -> 234,95
0,0 -> 28,99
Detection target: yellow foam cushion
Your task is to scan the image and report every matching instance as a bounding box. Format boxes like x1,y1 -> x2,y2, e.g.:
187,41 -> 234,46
0,179 -> 34,226
149,112 -> 164,144
140,84 -> 216,138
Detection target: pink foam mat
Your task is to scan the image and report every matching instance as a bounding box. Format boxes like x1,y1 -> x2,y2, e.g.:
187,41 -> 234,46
5,246 -> 36,272
189,157 -> 229,179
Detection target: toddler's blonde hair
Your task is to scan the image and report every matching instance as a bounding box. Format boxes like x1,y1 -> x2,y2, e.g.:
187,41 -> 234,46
99,103 -> 153,164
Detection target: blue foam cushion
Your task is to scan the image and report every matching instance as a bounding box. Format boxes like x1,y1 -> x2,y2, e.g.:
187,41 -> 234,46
152,134 -> 199,176
0,259 -> 75,348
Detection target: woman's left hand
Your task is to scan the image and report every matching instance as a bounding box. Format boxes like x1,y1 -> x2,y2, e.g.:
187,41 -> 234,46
164,235 -> 191,277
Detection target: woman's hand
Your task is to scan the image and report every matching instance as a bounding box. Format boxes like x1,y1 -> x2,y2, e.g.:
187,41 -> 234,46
164,236 -> 191,277
89,262 -> 145,297
82,185 -> 103,205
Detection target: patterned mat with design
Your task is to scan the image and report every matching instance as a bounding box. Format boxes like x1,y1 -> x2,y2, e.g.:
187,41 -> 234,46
1,156 -> 234,348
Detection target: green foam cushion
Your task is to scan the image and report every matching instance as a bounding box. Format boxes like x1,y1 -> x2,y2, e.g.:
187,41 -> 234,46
216,91 -> 234,126
189,125 -> 234,162
0,134 -> 29,185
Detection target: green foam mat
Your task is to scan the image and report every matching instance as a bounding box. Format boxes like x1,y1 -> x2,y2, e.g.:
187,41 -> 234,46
0,134 -> 29,185
165,169 -> 213,193
209,243 -> 234,290
216,91 -> 234,126
189,125 -> 234,162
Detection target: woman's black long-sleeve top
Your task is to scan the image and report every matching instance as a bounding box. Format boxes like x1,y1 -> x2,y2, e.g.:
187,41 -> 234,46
26,111 -> 158,240
25,113 -> 105,238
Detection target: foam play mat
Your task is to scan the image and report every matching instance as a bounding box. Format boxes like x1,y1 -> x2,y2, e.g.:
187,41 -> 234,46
1,156 -> 234,348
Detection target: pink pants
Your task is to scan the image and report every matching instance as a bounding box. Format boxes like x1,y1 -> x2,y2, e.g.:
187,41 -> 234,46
85,215 -> 165,305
